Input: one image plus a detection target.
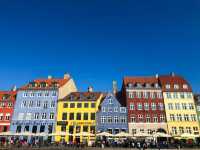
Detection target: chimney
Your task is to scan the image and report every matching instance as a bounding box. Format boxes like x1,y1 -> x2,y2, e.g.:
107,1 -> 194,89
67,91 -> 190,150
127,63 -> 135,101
48,75 -> 52,79
112,80 -> 118,95
155,74 -> 159,79
64,73 -> 70,79
11,85 -> 17,91
170,72 -> 175,77
88,86 -> 93,92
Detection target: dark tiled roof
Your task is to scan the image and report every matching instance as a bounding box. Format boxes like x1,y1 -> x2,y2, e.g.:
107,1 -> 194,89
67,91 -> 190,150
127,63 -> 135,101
0,91 -> 17,102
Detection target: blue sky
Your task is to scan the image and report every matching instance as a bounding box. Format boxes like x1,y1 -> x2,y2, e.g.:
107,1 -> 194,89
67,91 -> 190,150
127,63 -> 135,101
0,0 -> 200,92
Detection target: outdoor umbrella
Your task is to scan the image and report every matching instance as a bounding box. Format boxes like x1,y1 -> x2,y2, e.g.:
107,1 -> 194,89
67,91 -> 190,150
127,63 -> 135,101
180,133 -> 199,139
114,132 -> 133,137
153,132 -> 171,138
96,132 -> 114,137
134,132 -> 151,137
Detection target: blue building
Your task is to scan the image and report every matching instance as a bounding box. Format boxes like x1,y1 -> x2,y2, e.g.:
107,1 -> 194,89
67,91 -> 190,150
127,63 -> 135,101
96,93 -> 128,134
10,74 -> 77,141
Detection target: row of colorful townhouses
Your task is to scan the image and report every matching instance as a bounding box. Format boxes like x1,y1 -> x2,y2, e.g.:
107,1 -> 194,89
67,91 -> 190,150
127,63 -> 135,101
0,73 -> 200,143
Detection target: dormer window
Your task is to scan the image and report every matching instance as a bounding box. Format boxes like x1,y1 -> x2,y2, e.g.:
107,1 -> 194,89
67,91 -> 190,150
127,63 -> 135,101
51,82 -> 59,88
183,84 -> 188,89
154,83 -> 159,88
40,82 -> 47,88
166,84 -> 170,89
128,83 -> 133,88
29,82 -> 37,88
70,95 -> 74,101
145,83 -> 150,88
136,83 -> 142,88
174,84 -> 179,90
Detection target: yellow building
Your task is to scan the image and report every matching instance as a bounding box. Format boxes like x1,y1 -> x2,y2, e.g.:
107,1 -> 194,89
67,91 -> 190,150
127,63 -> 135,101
159,74 -> 200,137
55,87 -> 103,143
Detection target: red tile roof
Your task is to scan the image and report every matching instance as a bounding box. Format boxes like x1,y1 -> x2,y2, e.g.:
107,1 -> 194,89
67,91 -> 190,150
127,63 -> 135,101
0,91 -> 17,102
158,75 -> 192,92
123,76 -> 159,85
20,77 -> 70,90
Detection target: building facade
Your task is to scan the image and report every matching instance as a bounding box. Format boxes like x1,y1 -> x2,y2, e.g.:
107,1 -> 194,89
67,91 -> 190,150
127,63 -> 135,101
194,94 -> 200,133
159,74 -> 200,136
0,90 -> 17,132
96,93 -> 128,134
122,76 -> 168,135
55,87 -> 103,143
10,74 -> 77,141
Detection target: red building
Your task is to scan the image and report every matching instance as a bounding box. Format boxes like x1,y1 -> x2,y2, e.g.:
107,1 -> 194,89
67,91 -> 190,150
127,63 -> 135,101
0,90 -> 17,132
121,76 -> 168,135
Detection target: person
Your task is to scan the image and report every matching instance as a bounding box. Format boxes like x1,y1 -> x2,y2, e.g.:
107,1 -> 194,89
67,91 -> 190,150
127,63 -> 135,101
137,142 -> 141,150
143,142 -> 147,150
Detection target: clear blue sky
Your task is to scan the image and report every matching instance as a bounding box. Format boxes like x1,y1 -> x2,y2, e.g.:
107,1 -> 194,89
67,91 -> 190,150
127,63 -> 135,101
0,0 -> 200,92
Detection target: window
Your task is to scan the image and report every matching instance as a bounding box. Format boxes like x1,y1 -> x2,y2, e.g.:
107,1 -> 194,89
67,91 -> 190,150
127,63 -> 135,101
70,103 -> 75,108
42,113 -> 47,119
138,114 -> 143,122
36,101 -> 41,107
114,116 -> 119,123
151,103 -> 156,110
131,115 -> 136,123
44,92 -> 49,97
191,114 -> 196,121
90,126 -> 95,134
62,113 -> 67,120
102,107 -> 106,112
43,101 -> 48,109
128,92 -> 134,99
147,129 -> 152,135
120,116 -> 126,123
83,126 -> 88,132
120,107 -> 126,113
22,101 -> 27,108
18,113 -> 24,120
38,92 -> 42,97
52,91 -> 57,96
0,113 -> 3,120
130,103 -> 135,110
16,126 -> 22,133
193,127 -> 198,132
108,107 -> 112,112
77,103 -> 82,108
144,103 -> 149,110
91,113 -> 95,120
77,113 -> 82,120
182,103 -> 187,110
40,125 -> 45,133
175,103 -> 181,110
50,101 -> 55,108
186,127 -> 192,134
84,113 -> 88,120
50,112 -> 54,119
188,103 -> 194,110
160,115 -> 165,122
187,93 -> 192,99
34,113 -> 39,119
179,127 -> 184,134
140,129 -> 144,133
28,101 -> 33,107
172,127 -> 177,135
143,92 -> 148,99
166,84 -> 170,89
177,114 -> 182,121
158,103 -> 164,110
69,113 -> 74,120
0,102 -> 5,108
166,92 -> 171,99
136,92 -> 141,98
146,114 -> 151,123
170,114 -> 175,121
26,113 -> 32,120
180,92 -> 185,99
157,92 -> 162,99
91,103 -> 96,108
63,103 -> 68,108
23,92 -> 28,97
108,98 -> 113,104
137,103 -> 142,110
132,129 -> 137,134
30,92 -> 35,97
168,103 -> 173,110
84,103 -> 89,108
174,84 -> 179,89
173,93 -> 179,99
7,102 -> 12,107
150,92 -> 155,99
5,113 -> 10,120
101,116 -> 106,123
183,84 -> 188,89
61,125 -> 66,132
184,114 -> 189,121
153,115 -> 158,122
107,116 -> 112,123
114,107 -> 118,112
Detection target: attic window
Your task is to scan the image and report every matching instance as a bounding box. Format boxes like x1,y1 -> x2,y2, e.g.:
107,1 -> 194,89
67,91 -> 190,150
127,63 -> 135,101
40,82 -> 47,88
154,83 -> 159,88
127,83 -> 133,88
174,84 -> 179,90
145,83 -> 150,88
166,84 -> 170,89
136,83 -> 142,88
183,84 -> 188,89
29,82 -> 36,88
52,82 -> 59,88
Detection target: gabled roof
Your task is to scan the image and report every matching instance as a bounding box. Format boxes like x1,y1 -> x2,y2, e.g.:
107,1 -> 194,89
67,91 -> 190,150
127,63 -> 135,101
20,78 -> 70,90
123,76 -> 158,85
0,91 -> 17,102
158,75 -> 192,92
59,92 -> 102,102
